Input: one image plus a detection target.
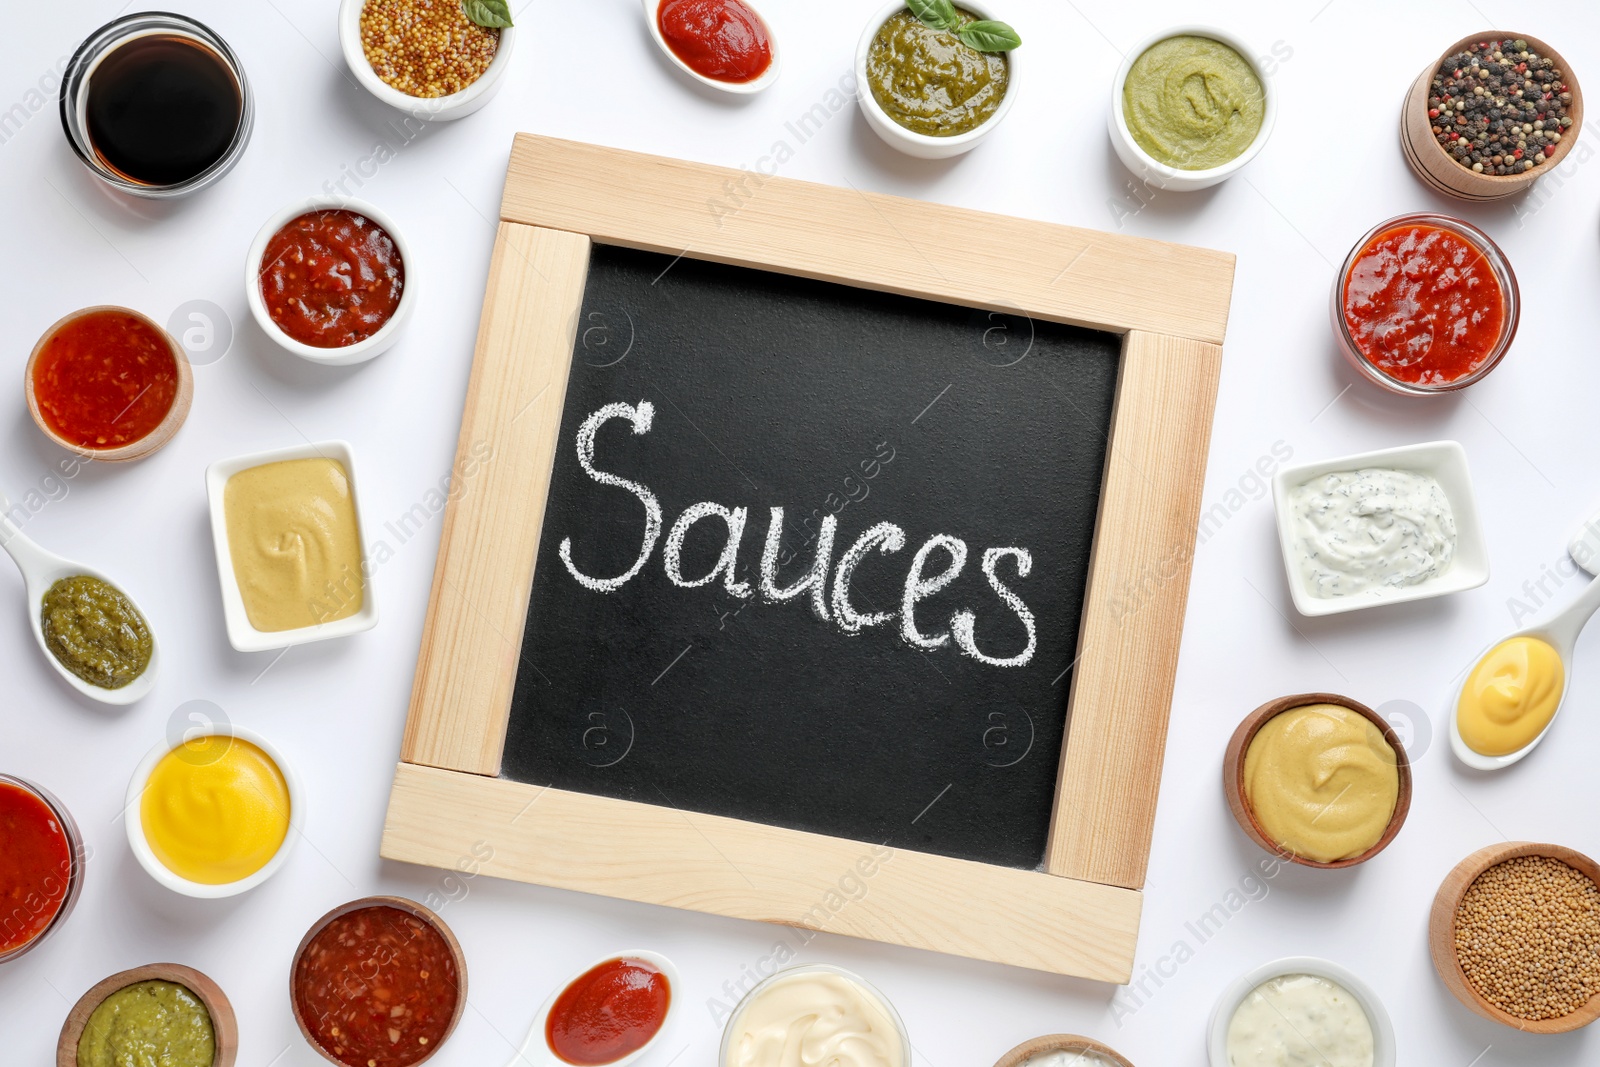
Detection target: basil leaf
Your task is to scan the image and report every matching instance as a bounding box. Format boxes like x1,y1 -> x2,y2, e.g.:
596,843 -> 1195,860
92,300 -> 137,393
958,20 -> 1021,52
461,0 -> 514,28
906,0 -> 960,32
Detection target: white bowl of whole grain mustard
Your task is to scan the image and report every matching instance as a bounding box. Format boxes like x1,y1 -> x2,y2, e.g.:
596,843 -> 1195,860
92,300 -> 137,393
338,0 -> 516,120
855,0 -> 1020,159
1108,25 -> 1275,191
1208,957 -> 1395,1067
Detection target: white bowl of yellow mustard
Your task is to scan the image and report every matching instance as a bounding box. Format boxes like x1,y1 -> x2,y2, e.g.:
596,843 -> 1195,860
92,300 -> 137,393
204,440 -> 378,652
126,723 -> 302,898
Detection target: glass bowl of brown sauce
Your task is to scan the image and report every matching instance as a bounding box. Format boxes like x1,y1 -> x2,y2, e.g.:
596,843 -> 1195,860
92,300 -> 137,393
59,12 -> 253,198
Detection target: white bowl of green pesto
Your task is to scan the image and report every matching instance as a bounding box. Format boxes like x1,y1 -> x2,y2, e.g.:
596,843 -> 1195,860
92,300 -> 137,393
856,0 -> 1021,159
1109,25 -> 1276,191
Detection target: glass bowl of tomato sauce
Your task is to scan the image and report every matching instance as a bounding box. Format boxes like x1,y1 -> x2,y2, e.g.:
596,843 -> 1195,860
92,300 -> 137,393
0,774 -> 86,965
1332,212 -> 1519,395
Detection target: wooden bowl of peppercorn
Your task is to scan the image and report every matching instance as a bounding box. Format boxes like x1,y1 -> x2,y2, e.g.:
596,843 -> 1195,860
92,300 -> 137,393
1401,32 -> 1583,201
1428,841 -> 1600,1033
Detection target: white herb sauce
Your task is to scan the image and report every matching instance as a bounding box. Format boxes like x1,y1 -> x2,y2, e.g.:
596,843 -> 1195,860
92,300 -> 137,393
1226,973 -> 1374,1067
1288,468 -> 1456,598
1020,1052 -> 1118,1067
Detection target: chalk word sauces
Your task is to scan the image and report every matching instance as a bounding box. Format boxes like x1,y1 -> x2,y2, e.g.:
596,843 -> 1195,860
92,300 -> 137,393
558,402 -> 1038,668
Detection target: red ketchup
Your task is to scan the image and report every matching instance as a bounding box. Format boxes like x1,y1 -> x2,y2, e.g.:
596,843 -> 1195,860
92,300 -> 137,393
546,957 -> 671,1065
1341,223 -> 1507,386
0,781 -> 74,956
259,209 -> 405,349
657,0 -> 773,84
31,310 -> 178,449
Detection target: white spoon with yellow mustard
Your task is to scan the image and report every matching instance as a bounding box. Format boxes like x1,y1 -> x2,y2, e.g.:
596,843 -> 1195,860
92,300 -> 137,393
1450,513 -> 1600,770
0,489 -> 158,705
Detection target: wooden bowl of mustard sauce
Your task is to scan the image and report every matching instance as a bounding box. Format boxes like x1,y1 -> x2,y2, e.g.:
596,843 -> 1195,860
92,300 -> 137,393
1223,693 -> 1412,870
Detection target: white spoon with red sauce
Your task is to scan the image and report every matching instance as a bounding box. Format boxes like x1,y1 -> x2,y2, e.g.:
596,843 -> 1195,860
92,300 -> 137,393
504,951 -> 679,1067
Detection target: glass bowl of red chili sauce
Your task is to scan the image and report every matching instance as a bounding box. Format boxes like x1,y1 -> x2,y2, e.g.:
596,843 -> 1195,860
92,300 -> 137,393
0,774 -> 86,965
247,197 -> 413,366
290,896 -> 465,1067
25,306 -> 193,462
1332,213 -> 1519,395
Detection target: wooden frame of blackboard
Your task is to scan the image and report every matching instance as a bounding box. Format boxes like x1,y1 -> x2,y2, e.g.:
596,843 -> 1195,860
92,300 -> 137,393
381,135 -> 1233,984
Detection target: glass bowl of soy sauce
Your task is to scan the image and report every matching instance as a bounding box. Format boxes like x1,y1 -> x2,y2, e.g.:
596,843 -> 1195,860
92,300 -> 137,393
59,12 -> 254,198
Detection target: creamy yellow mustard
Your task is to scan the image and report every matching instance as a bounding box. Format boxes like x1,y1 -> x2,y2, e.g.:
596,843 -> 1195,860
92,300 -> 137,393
224,458 -> 363,632
1243,704 -> 1399,863
1457,636 -> 1564,756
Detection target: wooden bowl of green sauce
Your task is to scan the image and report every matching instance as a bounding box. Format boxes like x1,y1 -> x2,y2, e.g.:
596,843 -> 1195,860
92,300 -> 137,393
57,963 -> 237,1067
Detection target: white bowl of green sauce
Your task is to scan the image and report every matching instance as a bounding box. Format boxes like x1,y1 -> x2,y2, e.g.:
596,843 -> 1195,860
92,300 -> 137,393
855,0 -> 1020,159
1108,25 -> 1276,191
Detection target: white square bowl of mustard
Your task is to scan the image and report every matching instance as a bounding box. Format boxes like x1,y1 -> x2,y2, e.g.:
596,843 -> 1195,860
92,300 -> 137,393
205,440 -> 378,652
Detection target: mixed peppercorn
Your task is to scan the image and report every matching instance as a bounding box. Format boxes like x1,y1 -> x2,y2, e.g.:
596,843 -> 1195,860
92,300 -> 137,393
1428,39 -> 1572,176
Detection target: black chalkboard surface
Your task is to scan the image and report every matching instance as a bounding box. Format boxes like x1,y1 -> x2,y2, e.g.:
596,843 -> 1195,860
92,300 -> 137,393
501,245 -> 1119,870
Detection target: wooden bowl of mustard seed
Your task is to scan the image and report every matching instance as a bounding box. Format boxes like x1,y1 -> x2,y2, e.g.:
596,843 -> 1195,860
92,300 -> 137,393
1429,842 -> 1600,1033
1400,32 -> 1583,202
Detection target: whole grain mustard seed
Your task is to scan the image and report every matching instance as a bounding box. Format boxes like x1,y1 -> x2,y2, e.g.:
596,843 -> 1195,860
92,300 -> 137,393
360,0 -> 499,99
1454,855 -> 1600,1021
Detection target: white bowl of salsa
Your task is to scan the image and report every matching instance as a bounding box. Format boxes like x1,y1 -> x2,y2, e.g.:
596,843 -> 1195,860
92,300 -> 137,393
245,196 -> 414,366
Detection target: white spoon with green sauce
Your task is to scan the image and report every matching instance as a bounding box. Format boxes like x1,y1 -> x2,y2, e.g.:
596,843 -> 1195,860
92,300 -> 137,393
0,489 -> 158,705
1449,510 -> 1600,770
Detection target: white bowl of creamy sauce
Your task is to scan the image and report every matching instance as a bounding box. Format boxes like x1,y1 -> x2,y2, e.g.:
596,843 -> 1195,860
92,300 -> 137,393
721,964 -> 907,1067
1208,957 -> 1395,1067
1271,441 -> 1489,616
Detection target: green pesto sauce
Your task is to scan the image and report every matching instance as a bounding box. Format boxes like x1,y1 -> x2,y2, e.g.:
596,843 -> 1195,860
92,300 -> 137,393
77,980 -> 215,1067
1123,35 -> 1265,170
41,575 -> 152,690
866,8 -> 1009,137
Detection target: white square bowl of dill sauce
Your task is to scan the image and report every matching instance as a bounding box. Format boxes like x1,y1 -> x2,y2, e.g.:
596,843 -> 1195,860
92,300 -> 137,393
1271,441 -> 1489,617
205,440 -> 378,651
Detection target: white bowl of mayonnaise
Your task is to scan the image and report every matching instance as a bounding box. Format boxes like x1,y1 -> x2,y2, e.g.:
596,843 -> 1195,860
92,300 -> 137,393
720,963 -> 909,1067
1271,440 -> 1489,617
1208,956 -> 1395,1067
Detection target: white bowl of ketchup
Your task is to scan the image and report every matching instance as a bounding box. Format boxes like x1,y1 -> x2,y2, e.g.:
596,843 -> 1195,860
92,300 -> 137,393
244,195 -> 415,366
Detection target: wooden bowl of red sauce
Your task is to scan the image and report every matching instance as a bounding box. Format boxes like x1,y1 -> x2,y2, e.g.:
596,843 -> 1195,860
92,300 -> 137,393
25,306 -> 193,462
1331,213 -> 1518,395
290,896 -> 466,1067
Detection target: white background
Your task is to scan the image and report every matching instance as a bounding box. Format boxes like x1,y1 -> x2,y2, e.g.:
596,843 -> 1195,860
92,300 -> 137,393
4,1 -> 1599,1064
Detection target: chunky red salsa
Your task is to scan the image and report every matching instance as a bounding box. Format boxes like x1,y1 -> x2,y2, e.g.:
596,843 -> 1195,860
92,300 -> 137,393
657,0 -> 773,84
260,210 -> 404,349
546,957 -> 670,1065
293,905 -> 460,1067
1342,223 -> 1507,386
0,781 -> 74,957
31,309 -> 178,449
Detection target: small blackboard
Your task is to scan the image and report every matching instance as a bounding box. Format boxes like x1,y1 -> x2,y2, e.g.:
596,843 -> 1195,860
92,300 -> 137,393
386,135 -> 1232,979
500,245 -> 1119,870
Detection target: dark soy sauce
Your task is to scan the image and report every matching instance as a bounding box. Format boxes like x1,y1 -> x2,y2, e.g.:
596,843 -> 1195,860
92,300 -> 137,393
85,34 -> 242,187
